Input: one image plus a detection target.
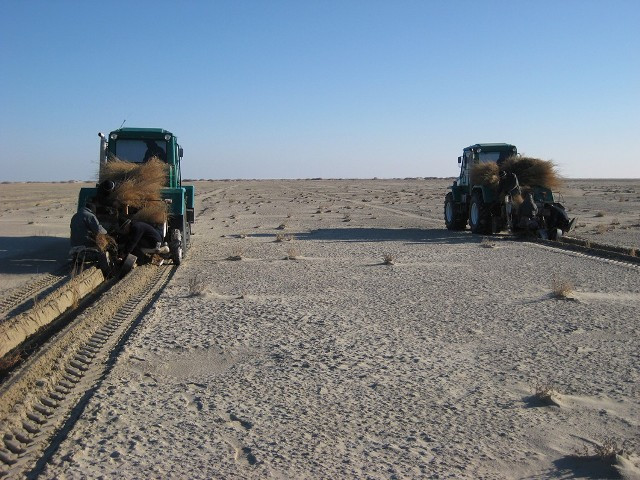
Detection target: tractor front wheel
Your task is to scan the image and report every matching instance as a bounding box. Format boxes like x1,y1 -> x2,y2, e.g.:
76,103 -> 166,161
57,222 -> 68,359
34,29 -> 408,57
469,192 -> 492,234
444,193 -> 467,230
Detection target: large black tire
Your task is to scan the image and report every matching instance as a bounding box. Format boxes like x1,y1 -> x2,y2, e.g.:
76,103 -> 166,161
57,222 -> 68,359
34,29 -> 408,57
170,228 -> 184,265
469,192 -> 492,234
444,193 -> 467,230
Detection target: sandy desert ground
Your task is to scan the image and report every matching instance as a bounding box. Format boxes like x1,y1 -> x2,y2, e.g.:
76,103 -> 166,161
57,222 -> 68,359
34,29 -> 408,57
0,178 -> 639,479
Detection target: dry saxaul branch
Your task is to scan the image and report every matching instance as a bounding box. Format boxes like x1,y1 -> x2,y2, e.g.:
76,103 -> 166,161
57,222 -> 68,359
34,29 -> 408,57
95,233 -> 117,252
470,156 -> 563,191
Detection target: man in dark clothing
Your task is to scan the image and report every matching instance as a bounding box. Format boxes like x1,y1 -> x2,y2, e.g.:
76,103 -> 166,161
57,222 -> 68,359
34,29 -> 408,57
518,192 -> 540,230
498,170 -> 520,198
70,204 -> 107,248
142,140 -> 166,163
119,219 -> 169,260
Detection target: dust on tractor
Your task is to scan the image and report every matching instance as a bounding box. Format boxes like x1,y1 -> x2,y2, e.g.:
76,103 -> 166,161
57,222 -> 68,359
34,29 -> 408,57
74,128 -> 195,273
444,143 -> 574,240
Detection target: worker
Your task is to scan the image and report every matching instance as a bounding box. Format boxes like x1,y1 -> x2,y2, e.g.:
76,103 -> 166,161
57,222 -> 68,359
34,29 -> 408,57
70,203 -> 107,248
518,192 -> 539,230
119,219 -> 169,261
498,170 -> 520,198
142,140 -> 166,163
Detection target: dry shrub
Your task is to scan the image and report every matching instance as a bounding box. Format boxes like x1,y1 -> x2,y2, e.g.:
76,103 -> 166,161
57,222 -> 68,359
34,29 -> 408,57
382,254 -> 395,265
594,224 -> 610,234
480,237 -> 496,248
228,247 -> 245,261
101,157 -> 168,209
551,275 -> 574,299
470,162 -> 500,189
533,381 -> 557,405
187,274 -> 207,296
286,247 -> 300,260
71,285 -> 80,309
500,156 -> 563,190
575,438 -> 632,462
275,233 -> 294,242
95,232 -> 117,252
99,157 -> 137,183
593,438 -> 626,460
0,351 -> 22,371
470,156 -> 562,192
132,202 -> 169,224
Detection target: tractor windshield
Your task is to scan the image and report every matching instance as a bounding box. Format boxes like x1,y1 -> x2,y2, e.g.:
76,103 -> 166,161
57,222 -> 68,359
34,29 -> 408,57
478,151 -> 501,163
113,139 -> 167,163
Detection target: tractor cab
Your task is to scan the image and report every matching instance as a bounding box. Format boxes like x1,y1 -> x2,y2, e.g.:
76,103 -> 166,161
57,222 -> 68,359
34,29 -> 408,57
456,143 -> 517,187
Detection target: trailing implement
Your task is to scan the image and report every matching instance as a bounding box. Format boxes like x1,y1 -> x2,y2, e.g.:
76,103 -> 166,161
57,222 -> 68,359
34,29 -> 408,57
444,143 -> 574,239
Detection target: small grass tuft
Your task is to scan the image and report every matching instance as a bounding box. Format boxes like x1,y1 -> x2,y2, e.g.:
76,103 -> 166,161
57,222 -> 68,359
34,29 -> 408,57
480,237 -> 496,248
574,438 -> 632,463
382,254 -> 395,265
187,274 -> 207,296
551,275 -> 574,299
275,233 -> 295,242
227,247 -> 245,261
593,438 -> 626,461
285,247 -> 300,260
532,380 -> 558,405
594,211 -> 605,217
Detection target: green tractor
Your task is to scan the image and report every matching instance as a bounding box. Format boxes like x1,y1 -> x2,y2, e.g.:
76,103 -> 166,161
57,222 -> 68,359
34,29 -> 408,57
77,128 -> 195,266
444,143 -> 574,239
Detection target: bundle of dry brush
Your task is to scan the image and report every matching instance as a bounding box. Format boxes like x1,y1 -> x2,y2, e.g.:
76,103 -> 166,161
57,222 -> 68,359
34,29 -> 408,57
94,232 -> 117,253
470,156 -> 563,192
99,157 -> 169,224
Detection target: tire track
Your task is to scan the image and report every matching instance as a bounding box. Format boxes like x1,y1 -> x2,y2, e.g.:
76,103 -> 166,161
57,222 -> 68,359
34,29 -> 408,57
0,264 -> 175,478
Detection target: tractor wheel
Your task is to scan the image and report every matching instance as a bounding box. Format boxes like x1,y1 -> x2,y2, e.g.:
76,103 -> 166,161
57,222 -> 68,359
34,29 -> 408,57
444,193 -> 467,230
469,192 -> 492,234
170,228 -> 183,265
173,245 -> 183,265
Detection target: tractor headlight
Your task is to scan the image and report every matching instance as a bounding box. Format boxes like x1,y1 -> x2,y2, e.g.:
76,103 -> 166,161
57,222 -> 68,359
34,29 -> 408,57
164,134 -> 171,141
110,133 -> 118,140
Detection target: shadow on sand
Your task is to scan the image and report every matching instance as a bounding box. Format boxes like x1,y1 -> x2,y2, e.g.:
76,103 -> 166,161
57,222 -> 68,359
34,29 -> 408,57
279,227 -> 477,245
548,455 -> 621,479
0,236 -> 69,275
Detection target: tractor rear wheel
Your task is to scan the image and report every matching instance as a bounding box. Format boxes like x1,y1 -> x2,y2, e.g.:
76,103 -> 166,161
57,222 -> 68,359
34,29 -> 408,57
444,193 -> 467,230
469,192 -> 492,234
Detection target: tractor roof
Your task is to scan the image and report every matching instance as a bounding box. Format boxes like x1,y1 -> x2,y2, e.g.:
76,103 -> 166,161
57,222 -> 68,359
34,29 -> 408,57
464,143 -> 517,152
109,127 -> 174,139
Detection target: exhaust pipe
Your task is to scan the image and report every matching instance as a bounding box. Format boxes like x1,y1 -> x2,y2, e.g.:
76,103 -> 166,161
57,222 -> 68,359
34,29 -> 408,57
98,132 -> 108,165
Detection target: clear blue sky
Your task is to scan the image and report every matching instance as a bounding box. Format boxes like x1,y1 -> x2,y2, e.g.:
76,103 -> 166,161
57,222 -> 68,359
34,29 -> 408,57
1,0 -> 638,181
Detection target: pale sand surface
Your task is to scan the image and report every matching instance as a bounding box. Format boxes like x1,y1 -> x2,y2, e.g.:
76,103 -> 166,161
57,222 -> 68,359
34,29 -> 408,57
1,179 -> 639,478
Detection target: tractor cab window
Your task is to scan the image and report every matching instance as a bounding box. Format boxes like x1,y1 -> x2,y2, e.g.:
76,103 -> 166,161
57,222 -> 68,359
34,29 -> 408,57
113,139 -> 167,163
478,151 -> 501,163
